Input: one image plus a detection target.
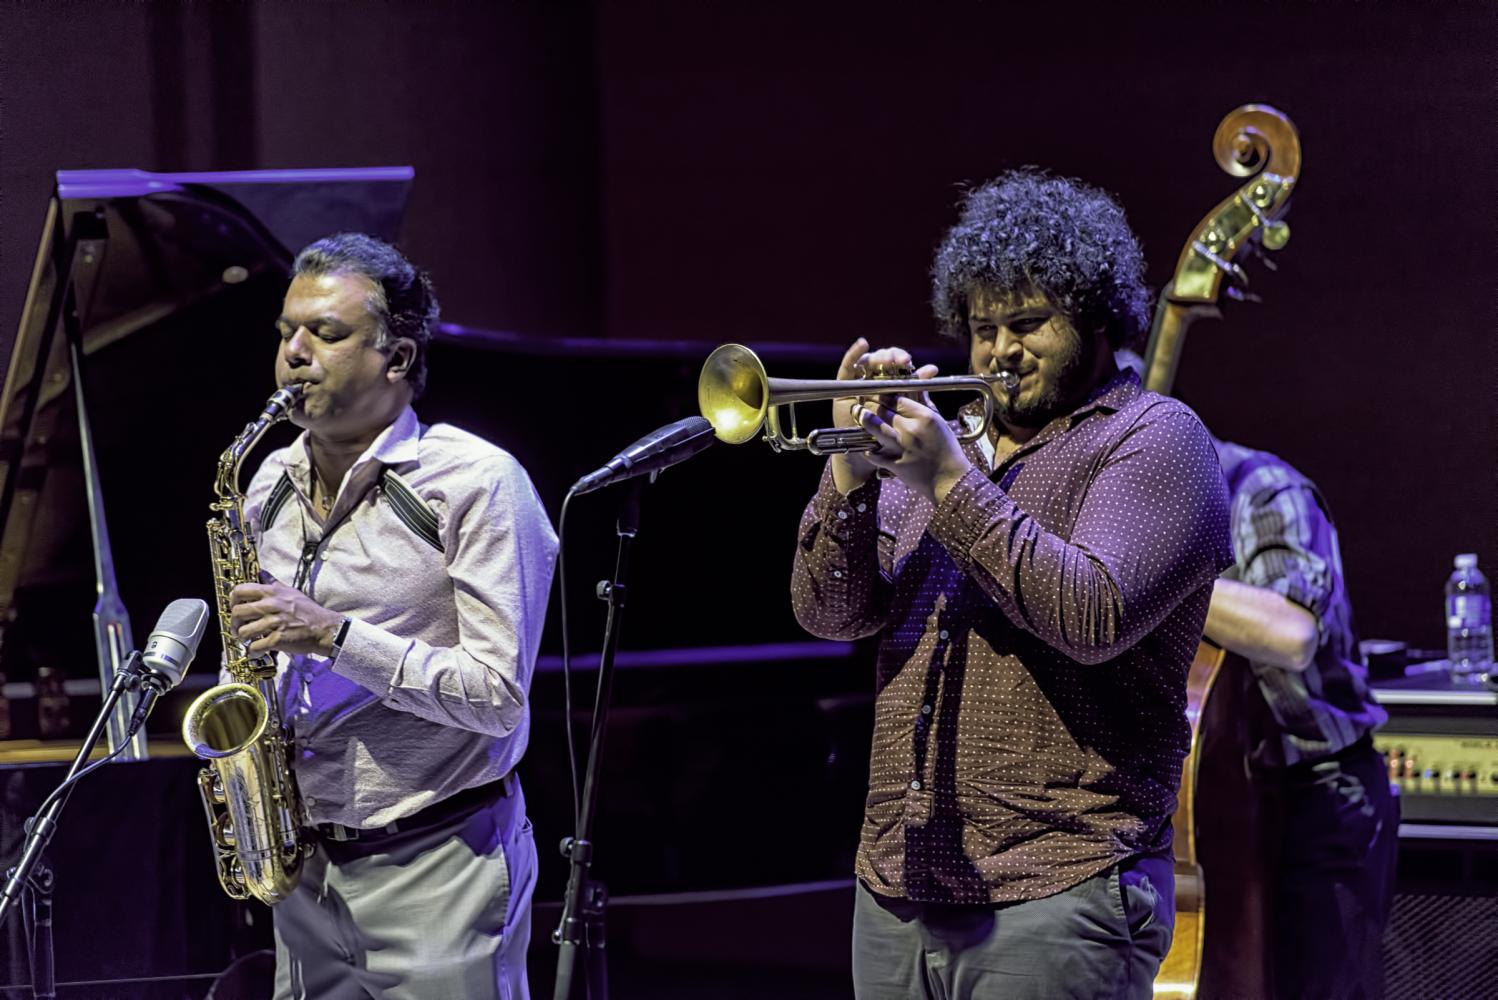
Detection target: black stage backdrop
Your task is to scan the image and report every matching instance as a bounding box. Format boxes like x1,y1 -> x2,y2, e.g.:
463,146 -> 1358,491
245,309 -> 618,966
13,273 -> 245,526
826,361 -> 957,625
3,2 -> 1492,652
0,1 -> 1494,994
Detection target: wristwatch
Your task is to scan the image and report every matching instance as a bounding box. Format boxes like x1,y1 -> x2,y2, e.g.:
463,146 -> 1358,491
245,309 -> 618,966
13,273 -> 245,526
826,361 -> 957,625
330,616 -> 352,661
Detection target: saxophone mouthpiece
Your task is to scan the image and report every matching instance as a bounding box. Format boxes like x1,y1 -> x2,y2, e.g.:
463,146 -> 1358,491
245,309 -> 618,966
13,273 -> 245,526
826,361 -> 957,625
263,383 -> 306,421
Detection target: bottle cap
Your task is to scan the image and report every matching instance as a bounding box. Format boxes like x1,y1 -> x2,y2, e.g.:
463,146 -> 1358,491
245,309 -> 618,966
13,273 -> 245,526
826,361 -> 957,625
1455,553 -> 1478,569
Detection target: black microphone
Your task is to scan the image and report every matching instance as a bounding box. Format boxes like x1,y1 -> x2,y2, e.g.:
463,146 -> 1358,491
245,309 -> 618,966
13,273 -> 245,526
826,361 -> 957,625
570,416 -> 715,497
128,598 -> 211,735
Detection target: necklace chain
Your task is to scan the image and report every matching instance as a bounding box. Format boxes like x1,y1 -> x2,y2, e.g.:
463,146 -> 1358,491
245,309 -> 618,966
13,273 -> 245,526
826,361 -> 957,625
312,473 -> 334,513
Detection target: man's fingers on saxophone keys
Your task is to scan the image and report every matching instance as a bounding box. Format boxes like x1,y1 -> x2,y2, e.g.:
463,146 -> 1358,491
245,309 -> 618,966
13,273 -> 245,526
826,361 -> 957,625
226,578 -> 342,656
236,609 -> 285,644
229,587 -> 273,627
245,627 -> 285,655
228,581 -> 271,611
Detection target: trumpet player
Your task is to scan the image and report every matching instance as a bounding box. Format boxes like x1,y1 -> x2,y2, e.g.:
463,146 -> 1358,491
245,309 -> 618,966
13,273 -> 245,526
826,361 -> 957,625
790,169 -> 1232,1000
228,233 -> 557,1000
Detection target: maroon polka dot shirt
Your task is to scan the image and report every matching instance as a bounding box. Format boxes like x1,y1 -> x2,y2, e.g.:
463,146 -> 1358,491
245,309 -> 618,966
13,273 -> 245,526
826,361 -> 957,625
791,369 -> 1232,904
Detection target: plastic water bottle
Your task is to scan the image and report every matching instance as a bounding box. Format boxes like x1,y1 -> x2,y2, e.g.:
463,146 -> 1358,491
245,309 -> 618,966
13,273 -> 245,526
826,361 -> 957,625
1446,553 -> 1493,681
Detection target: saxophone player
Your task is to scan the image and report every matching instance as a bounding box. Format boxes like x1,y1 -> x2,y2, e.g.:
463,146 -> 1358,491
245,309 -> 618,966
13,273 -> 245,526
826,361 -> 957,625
227,233 -> 557,1000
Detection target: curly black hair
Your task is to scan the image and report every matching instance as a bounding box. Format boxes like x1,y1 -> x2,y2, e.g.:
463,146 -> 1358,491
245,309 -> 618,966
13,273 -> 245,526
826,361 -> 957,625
930,169 -> 1151,350
292,233 -> 440,399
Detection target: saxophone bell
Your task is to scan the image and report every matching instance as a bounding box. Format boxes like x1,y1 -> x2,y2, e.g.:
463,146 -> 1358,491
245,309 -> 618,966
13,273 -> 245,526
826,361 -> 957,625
183,683 -> 268,759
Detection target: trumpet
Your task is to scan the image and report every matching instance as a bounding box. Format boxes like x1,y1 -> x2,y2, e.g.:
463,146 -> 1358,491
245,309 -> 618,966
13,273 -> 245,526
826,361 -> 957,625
698,343 -> 1019,455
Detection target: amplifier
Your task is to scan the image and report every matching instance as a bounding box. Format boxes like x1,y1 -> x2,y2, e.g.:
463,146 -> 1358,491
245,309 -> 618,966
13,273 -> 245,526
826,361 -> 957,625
1371,672 -> 1498,998
1372,673 -> 1498,829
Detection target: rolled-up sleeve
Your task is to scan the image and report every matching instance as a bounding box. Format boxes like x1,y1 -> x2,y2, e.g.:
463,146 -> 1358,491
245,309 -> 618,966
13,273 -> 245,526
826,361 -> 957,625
1230,470 -> 1336,627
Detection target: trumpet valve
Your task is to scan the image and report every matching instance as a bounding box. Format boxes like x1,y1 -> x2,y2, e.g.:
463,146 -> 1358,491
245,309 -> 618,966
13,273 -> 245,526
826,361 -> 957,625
857,361 -> 916,380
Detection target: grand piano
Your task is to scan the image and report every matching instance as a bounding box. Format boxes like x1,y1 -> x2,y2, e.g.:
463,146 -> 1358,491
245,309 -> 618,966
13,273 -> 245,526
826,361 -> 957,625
0,168 -> 880,998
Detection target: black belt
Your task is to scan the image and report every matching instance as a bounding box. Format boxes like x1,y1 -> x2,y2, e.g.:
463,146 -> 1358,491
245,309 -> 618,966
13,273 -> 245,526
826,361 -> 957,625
314,773 -> 513,844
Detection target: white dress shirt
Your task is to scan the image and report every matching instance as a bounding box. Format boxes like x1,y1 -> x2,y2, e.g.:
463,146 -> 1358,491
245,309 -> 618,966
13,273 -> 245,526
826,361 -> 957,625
241,405 -> 558,828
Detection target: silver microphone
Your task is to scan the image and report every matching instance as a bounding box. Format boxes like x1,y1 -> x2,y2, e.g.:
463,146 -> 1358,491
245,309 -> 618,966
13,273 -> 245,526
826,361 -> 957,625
129,598 -> 211,736
141,598 -> 211,688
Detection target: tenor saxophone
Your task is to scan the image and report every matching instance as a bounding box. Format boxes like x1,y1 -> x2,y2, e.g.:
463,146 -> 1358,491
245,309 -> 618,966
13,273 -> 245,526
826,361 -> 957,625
181,384 -> 308,905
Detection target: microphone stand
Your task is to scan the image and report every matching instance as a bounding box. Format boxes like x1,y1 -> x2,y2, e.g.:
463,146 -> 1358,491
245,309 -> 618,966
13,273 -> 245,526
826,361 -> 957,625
0,650 -> 146,1000
553,476 -> 651,1000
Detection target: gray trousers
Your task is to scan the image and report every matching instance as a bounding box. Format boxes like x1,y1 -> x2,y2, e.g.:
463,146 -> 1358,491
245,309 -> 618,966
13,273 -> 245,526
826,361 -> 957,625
273,784 -> 536,1000
852,854 -> 1173,1000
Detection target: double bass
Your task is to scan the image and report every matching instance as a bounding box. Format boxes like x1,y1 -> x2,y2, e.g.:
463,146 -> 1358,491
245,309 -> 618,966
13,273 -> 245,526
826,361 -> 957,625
1147,105 -> 1301,1000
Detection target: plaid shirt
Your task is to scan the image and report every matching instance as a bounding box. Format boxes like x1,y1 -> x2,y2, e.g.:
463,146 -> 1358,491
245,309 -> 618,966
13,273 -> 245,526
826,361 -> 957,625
1216,440 -> 1386,767
792,368 -> 1232,904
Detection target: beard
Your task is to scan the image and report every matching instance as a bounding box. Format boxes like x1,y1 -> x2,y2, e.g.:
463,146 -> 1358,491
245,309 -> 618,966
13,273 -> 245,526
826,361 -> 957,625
990,329 -> 1096,430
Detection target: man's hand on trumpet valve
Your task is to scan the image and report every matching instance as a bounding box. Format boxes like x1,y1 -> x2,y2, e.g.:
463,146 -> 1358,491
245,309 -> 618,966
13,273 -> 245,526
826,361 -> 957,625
832,338 -> 944,495
853,393 -> 973,505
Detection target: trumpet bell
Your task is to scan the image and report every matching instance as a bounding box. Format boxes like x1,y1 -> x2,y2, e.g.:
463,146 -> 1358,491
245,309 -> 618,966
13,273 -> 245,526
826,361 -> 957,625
698,343 -> 770,445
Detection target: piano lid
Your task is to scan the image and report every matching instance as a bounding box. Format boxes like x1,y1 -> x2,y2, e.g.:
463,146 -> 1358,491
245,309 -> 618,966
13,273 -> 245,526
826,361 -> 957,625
54,166 -> 415,264
10,167 -> 414,384
0,168 -> 413,724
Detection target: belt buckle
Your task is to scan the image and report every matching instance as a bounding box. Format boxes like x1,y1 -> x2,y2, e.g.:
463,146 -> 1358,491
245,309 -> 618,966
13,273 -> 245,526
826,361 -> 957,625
323,823 -> 360,843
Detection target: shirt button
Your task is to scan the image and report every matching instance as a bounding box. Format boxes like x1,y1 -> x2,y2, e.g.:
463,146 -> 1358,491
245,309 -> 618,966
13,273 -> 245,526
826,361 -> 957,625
836,510 -> 849,521
909,779 -> 923,791
304,795 -> 317,808
921,704 -> 932,716
856,502 -> 867,513
938,629 -> 949,640
833,570 -> 844,579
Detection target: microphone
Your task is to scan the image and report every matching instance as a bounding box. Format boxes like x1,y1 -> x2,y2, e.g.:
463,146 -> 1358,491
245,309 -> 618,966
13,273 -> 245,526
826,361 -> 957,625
571,416 -> 715,497
128,598 -> 211,735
